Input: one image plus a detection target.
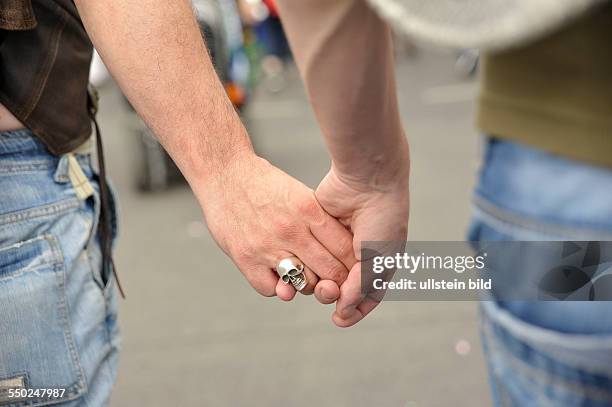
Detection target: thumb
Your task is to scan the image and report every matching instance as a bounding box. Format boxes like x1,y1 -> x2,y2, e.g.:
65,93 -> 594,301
333,262 -> 383,328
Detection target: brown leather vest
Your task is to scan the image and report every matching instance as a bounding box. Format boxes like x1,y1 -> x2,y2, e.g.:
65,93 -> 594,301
0,0 -> 92,155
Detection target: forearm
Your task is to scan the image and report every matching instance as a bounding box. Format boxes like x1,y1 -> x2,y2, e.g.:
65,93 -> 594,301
276,0 -> 408,184
75,0 -> 252,192
75,0 -> 358,301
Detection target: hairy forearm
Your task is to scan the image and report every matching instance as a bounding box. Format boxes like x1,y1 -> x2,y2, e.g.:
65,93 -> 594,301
276,0 -> 408,184
75,0 -> 252,191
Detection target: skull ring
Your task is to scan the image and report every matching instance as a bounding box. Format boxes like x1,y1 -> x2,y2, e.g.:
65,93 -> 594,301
276,257 -> 307,291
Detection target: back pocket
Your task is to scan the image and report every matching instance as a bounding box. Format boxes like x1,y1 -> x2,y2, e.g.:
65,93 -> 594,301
0,235 -> 86,406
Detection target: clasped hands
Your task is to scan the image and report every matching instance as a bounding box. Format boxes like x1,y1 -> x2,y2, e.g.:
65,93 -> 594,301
195,150 -> 409,328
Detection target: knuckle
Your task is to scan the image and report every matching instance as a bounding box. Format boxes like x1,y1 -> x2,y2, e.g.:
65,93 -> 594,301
297,198 -> 324,223
233,242 -> 257,264
273,217 -> 301,240
310,252 -> 347,282
328,263 -> 348,283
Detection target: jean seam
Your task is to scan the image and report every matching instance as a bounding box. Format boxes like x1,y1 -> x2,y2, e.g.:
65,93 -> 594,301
472,195 -> 612,241
0,198 -> 81,227
49,234 -> 88,403
0,162 -> 55,173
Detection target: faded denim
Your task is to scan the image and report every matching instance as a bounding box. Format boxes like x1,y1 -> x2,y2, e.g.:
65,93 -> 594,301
470,138 -> 612,406
0,130 -> 119,407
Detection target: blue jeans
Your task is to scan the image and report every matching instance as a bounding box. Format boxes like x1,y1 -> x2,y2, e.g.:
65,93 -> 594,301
469,138 -> 612,406
0,130 -> 120,406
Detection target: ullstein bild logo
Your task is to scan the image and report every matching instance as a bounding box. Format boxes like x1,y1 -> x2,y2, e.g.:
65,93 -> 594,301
361,241 -> 612,301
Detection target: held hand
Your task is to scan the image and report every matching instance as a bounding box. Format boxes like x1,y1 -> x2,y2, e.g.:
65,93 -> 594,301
315,145 -> 410,327
194,153 -> 356,300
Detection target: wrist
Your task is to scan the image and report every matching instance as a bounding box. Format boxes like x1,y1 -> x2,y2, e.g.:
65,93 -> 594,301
190,145 -> 261,198
332,138 -> 410,192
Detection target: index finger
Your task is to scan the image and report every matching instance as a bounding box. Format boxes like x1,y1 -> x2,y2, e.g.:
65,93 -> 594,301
309,211 -> 357,271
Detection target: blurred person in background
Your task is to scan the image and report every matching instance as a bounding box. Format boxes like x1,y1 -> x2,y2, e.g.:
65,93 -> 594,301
275,0 -> 612,405
0,0 -> 356,404
238,0 -> 292,91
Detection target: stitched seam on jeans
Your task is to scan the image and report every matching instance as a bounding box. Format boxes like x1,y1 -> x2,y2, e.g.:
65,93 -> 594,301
49,234 -> 88,401
0,162 -> 54,174
483,319 -> 612,402
0,199 -> 81,226
472,196 -> 612,240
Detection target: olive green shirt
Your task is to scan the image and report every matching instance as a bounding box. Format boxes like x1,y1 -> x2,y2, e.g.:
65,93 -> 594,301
479,3 -> 612,168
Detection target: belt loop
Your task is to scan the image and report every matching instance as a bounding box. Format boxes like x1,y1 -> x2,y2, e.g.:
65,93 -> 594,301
53,152 -> 95,201
67,153 -> 94,200
53,154 -> 70,184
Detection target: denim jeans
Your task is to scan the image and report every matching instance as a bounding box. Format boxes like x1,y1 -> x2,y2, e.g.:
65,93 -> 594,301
0,130 -> 120,406
469,138 -> 612,406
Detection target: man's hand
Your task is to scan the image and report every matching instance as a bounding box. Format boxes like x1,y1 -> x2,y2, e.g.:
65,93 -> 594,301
195,152 -> 356,299
276,0 -> 409,325
74,0 -> 356,300
315,144 -> 410,327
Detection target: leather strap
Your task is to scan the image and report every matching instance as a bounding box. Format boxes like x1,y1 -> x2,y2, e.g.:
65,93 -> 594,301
87,85 -> 126,299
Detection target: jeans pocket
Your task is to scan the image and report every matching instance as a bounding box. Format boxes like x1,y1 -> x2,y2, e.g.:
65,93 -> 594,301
0,235 -> 86,406
481,301 -> 612,407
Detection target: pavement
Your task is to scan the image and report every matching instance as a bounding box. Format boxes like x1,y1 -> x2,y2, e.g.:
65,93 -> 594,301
101,49 -> 490,406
